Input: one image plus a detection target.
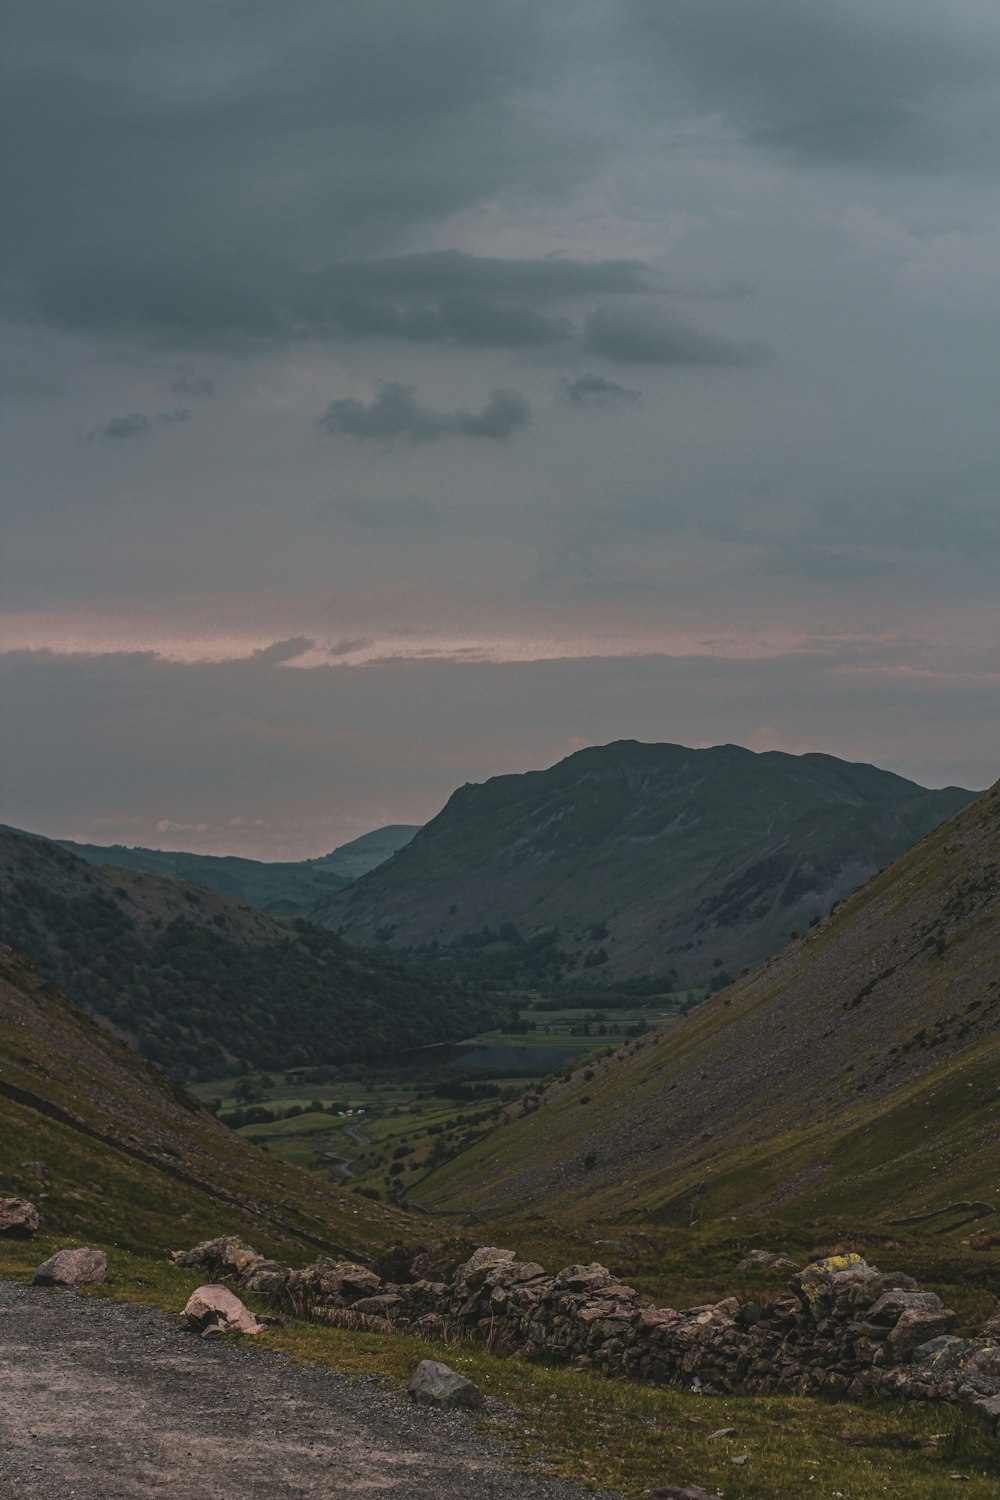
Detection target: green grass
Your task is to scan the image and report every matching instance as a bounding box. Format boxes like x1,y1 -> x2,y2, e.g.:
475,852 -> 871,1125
2,1233 -> 997,1499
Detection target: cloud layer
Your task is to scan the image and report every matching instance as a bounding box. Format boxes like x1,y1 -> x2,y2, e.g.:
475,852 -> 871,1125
2,2 -> 997,853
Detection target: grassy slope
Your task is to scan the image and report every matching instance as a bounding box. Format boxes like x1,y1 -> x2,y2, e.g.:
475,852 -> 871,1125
0,946 -> 422,1261
413,780 -> 1000,1225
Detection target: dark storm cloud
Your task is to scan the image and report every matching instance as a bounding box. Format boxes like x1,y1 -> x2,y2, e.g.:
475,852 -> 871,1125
88,413 -> 151,442
23,243 -> 656,351
0,3 -> 597,341
307,252 -> 653,302
563,373 -> 641,408
86,409 -> 191,442
624,0 -> 1000,170
316,293 -> 570,349
583,308 -> 756,367
319,383 -> 531,444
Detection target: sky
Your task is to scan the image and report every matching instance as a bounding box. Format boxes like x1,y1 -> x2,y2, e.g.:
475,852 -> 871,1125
2,1 -> 998,859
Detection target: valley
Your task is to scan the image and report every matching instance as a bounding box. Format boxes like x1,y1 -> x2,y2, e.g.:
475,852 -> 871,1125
3,746 -> 998,1497
192,994 -> 683,1196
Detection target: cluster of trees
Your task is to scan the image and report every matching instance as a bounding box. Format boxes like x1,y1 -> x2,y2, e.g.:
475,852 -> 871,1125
1,874 -> 506,1080
406,924 -> 577,989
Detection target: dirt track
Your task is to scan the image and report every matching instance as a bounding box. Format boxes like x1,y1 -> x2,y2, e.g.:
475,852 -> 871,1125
0,1281 -> 622,1499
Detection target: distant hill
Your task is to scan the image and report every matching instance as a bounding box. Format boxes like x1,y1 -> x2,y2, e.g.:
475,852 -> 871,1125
0,823 -> 420,916
0,946 -> 416,1259
313,742 -> 975,987
412,777 -> 1000,1224
0,831 -> 499,1079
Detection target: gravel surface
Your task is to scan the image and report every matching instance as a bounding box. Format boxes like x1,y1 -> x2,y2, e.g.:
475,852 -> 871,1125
0,1280 -> 624,1499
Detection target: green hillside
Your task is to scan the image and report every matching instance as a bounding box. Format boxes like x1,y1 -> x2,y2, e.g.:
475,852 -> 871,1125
0,946 -> 416,1260
0,831 -> 499,1079
412,778 -> 1000,1225
0,822 -> 420,916
315,741 -> 974,987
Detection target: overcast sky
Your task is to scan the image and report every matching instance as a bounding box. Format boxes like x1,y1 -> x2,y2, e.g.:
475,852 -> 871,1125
2,1 -> 998,858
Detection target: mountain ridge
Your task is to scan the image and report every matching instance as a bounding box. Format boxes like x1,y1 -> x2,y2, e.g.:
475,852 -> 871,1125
314,741 -> 976,985
410,776 -> 1000,1224
0,823 -> 420,917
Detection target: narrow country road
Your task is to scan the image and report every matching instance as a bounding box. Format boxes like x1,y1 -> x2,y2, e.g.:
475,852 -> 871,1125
0,1281 -> 621,1500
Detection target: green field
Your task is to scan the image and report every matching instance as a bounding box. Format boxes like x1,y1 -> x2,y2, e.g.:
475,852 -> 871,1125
190,998 -> 697,1200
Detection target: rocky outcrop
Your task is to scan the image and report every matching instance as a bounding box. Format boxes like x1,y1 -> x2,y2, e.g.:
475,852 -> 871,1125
172,1240 -> 1000,1426
33,1247 -> 107,1285
0,1198 -> 41,1236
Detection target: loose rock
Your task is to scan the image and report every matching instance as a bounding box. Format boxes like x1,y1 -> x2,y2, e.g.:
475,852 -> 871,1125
183,1284 -> 267,1337
407,1359 -> 484,1410
32,1247 -> 107,1285
736,1249 -> 798,1271
0,1197 -> 41,1237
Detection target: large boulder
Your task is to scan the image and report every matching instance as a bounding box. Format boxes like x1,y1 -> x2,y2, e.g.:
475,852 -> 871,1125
407,1359 -> 483,1410
33,1247 -> 107,1285
0,1198 -> 41,1236
183,1284 -> 267,1337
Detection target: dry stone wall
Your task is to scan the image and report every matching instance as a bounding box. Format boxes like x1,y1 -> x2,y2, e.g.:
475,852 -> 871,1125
172,1239 -> 1000,1433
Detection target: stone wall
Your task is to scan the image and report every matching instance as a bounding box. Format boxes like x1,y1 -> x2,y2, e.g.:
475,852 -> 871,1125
172,1239 -> 1000,1432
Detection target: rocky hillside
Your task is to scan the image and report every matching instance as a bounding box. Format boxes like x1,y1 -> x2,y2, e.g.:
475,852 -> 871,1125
0,831 -> 498,1078
0,823 -> 420,917
412,777 -> 1000,1225
0,946 -> 417,1259
314,741 -> 975,986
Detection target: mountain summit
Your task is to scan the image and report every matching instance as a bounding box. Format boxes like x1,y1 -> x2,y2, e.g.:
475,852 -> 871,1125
313,741 -> 974,985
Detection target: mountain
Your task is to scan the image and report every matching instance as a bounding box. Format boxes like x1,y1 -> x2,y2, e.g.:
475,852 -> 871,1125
411,777 -> 1000,1225
0,946 -> 416,1259
0,830 -> 499,1078
318,825 -> 421,883
313,741 -> 975,986
0,823 -> 420,917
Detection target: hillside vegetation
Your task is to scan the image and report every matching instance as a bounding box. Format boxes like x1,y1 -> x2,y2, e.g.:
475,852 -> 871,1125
0,822 -> 419,916
316,741 -> 974,987
0,946 -> 418,1260
0,831 -> 498,1078
412,777 -> 1000,1225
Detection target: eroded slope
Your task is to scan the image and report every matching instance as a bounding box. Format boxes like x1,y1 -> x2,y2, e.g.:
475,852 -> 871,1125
413,780 -> 1000,1223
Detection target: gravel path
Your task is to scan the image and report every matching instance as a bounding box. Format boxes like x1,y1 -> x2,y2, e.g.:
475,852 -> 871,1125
0,1281 -> 623,1500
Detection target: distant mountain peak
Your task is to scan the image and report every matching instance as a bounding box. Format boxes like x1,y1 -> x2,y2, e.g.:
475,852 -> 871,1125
312,741 -> 975,987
